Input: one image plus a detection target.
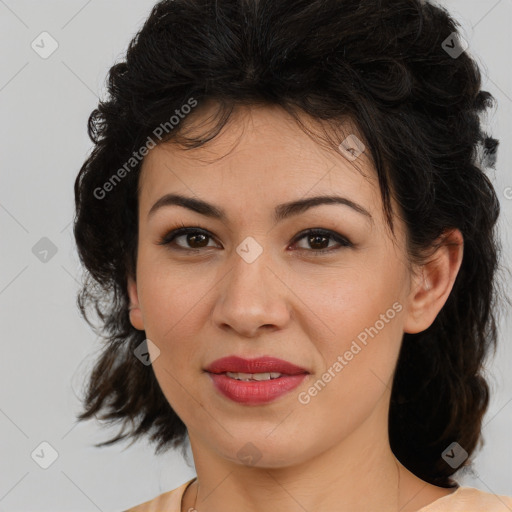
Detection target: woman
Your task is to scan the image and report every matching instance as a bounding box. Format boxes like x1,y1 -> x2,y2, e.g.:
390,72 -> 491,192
73,0 -> 512,510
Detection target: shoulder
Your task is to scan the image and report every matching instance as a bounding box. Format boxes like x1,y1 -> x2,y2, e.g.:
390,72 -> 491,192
123,477 -> 196,512
420,486 -> 512,511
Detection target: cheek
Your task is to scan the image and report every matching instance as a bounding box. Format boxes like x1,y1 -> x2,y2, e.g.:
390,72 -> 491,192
140,266 -> 208,417
298,309 -> 403,443
302,265 -> 404,404
138,252 -> 210,339
136,270 -> 213,411
300,260 -> 402,341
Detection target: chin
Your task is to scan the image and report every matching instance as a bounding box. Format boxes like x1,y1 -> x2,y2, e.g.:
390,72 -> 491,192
214,433 -> 318,469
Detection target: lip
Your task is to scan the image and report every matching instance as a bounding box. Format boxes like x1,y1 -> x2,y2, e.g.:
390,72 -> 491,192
204,355 -> 309,375
207,372 -> 308,405
204,356 -> 309,405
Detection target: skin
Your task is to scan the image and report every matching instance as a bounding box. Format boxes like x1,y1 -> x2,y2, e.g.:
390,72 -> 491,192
127,103 -> 464,512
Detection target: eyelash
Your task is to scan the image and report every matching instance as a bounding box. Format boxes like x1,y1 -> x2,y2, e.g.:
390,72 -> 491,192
157,223 -> 353,255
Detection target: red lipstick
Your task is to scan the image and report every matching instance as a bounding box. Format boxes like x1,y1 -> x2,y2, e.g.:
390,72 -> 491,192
205,356 -> 309,405
205,355 -> 308,375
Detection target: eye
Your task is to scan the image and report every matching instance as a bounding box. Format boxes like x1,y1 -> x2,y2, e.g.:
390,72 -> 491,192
157,225 -> 353,254
157,225 -> 219,251
290,228 -> 352,255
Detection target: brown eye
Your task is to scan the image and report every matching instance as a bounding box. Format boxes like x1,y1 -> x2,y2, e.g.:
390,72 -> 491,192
158,227 -> 219,251
157,226 -> 352,255
181,232 -> 209,248
291,229 -> 352,254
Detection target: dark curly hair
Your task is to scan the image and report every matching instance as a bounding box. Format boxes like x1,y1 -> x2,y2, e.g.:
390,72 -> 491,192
73,0 -> 507,488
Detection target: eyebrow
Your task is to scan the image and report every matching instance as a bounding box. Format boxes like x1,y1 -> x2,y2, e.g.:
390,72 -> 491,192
147,193 -> 373,225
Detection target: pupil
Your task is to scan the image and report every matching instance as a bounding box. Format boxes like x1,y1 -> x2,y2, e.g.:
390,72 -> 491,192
189,233 -> 208,247
310,235 -> 328,249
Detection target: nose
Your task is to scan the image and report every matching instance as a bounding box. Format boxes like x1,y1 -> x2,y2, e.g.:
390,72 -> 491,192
210,244 -> 292,338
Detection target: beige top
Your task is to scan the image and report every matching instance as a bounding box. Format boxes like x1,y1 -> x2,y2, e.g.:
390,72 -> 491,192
124,477 -> 512,512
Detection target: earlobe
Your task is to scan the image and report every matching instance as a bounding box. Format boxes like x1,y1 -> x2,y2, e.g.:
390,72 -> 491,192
403,229 -> 464,334
127,275 -> 145,331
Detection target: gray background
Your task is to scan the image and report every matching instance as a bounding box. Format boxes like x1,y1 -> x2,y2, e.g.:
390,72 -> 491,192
0,1 -> 511,510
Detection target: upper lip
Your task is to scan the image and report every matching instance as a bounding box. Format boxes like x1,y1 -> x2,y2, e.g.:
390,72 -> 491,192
205,356 -> 309,375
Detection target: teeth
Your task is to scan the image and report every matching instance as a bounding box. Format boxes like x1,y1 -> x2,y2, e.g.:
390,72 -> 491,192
225,371 -> 283,381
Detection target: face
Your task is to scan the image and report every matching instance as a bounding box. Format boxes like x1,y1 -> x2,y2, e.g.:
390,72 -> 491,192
127,103 -> 437,468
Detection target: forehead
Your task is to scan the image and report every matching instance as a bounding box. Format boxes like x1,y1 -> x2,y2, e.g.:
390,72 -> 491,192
138,104 -> 382,222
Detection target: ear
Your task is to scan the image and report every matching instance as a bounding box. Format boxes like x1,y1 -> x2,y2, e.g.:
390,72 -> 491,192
127,274 -> 145,331
403,228 -> 464,334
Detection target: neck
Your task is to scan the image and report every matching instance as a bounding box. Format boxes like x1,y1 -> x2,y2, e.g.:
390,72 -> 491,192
184,394 -> 410,512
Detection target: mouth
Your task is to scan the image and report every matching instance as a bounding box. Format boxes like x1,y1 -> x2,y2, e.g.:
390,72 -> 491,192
204,355 -> 309,405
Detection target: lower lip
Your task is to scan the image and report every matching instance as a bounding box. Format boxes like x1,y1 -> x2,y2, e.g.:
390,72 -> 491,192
207,372 -> 308,405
